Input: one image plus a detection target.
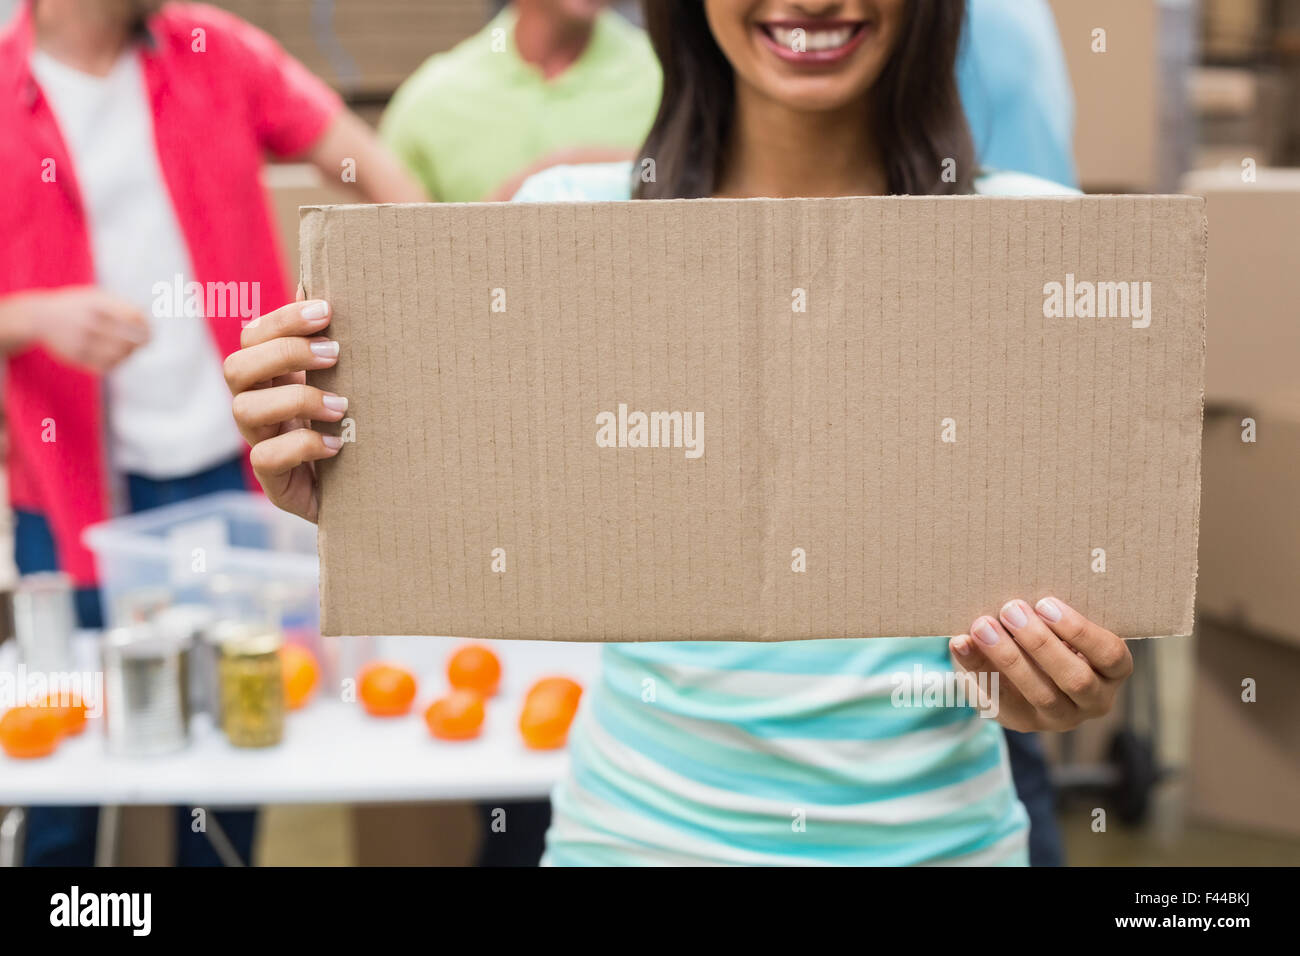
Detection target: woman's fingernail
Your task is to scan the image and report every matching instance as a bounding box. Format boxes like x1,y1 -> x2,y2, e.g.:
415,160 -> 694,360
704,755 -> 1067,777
302,300 -> 330,321
310,340 -> 339,359
322,394 -> 348,412
244,316 -> 260,330
973,617 -> 1000,647
321,435 -> 343,450
1035,597 -> 1063,622
1000,600 -> 1028,629
952,635 -> 972,657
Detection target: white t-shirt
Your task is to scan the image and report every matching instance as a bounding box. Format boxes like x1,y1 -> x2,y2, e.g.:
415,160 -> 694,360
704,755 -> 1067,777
30,49 -> 245,479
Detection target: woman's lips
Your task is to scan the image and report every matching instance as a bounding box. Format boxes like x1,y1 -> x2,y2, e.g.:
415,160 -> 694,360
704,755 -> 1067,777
757,20 -> 871,65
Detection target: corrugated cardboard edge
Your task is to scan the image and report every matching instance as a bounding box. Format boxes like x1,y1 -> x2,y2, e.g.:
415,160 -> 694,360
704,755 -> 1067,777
1181,197 -> 1209,640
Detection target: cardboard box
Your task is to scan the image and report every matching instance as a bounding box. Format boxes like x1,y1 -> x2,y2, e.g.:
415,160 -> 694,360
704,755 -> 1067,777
301,196 -> 1207,641
1198,392 -> 1300,648
1181,168 -> 1300,408
1200,0 -> 1267,60
1048,0 -> 1192,193
262,164 -> 354,295
212,0 -> 491,99
1189,618 -> 1300,838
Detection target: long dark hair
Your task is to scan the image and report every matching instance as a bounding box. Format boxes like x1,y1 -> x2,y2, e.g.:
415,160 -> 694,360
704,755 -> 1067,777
633,0 -> 975,199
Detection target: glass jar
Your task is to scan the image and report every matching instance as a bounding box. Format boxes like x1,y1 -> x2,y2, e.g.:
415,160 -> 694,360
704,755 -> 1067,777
217,626 -> 285,748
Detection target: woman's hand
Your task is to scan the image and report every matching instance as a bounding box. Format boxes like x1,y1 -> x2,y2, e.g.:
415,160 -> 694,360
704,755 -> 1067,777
949,597 -> 1133,732
224,300 -> 346,523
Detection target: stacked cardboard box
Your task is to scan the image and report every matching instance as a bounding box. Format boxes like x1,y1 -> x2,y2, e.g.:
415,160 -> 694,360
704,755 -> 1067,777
1183,169 -> 1300,409
1200,0 -> 1268,61
1190,619 -> 1300,837
261,163 -> 354,295
1047,0 -> 1195,192
212,0 -> 492,100
1184,168 -> 1300,835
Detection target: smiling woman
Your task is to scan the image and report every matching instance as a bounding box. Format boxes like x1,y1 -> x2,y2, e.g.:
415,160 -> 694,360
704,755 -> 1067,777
635,0 -> 973,200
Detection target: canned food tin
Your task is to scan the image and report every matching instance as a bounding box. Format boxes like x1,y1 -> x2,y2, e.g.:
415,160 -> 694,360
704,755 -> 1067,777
152,604 -> 215,723
13,572 -> 76,674
217,625 -> 285,748
101,623 -> 190,757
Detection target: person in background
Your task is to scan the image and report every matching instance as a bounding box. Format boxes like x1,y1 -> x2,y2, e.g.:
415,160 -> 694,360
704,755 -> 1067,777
960,0 -> 1076,188
0,0 -> 424,867
229,0 -> 1135,867
379,0 -> 661,202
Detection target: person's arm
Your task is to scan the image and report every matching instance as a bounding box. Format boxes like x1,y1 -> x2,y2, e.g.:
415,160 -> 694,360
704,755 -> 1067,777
201,8 -> 425,204
305,110 -> 428,204
0,294 -> 38,353
0,288 -> 149,369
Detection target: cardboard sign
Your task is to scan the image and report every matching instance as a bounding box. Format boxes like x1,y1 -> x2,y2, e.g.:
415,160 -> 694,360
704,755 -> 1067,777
302,196 -> 1206,641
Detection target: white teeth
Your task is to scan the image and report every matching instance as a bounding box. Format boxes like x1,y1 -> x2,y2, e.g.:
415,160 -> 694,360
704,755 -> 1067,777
770,25 -> 857,53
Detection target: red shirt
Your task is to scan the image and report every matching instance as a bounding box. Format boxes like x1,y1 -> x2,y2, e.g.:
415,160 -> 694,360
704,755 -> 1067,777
0,2 -> 342,585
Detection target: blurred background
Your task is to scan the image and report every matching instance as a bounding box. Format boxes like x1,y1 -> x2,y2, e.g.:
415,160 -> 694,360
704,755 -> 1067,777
0,0 -> 1297,867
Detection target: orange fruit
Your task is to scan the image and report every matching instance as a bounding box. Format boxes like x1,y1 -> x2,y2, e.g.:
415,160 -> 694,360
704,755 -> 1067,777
358,662 -> 417,717
519,677 -> 583,750
447,644 -> 501,697
281,644 -> 320,711
0,707 -> 63,759
526,676 -> 582,711
424,689 -> 486,741
34,692 -> 88,736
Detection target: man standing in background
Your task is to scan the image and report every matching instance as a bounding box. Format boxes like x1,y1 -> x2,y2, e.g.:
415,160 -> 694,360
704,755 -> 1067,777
0,0 -> 424,866
379,0 -> 661,202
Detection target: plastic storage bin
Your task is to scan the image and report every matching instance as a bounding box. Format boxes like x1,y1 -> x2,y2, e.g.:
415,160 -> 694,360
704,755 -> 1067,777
83,491 -> 319,632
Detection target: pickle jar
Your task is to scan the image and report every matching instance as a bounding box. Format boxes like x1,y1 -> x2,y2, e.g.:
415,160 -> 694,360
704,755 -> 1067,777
217,625 -> 285,748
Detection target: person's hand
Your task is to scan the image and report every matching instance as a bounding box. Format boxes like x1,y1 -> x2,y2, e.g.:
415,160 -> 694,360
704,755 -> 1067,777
224,300 -> 346,522
949,597 -> 1133,732
30,287 -> 150,372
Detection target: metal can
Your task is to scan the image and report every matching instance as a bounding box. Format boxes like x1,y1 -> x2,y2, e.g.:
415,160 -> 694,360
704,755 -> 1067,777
13,572 -> 76,674
217,626 -> 285,748
101,623 -> 190,757
152,604 -> 215,724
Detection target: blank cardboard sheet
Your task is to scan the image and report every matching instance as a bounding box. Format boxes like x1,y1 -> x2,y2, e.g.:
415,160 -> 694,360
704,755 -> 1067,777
302,195 -> 1206,641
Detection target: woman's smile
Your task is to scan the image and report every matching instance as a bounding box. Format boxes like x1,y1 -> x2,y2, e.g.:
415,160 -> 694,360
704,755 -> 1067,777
756,18 -> 873,66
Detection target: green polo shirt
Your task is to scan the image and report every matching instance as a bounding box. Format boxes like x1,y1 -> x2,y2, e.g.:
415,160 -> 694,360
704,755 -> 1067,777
379,7 -> 662,202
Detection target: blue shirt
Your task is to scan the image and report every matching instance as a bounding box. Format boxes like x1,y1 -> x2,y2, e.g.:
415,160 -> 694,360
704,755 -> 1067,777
516,164 -> 1076,866
959,0 -> 1077,188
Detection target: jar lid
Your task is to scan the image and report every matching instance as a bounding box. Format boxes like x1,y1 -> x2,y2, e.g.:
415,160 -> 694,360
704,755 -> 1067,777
101,622 -> 188,658
213,622 -> 282,657
16,571 -> 73,595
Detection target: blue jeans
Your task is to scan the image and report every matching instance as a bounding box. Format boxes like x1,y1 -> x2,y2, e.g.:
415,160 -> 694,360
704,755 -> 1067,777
1004,729 -> 1064,866
16,455 -> 258,867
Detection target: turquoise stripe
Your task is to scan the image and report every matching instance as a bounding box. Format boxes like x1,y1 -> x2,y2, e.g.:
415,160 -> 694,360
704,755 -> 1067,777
608,635 -> 957,676
554,738 -> 1026,864
591,688 -> 1006,805
600,651 -> 978,742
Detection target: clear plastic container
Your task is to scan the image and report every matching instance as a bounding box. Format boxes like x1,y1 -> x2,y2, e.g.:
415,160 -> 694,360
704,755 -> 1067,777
83,491 -> 319,630
83,492 -> 376,691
